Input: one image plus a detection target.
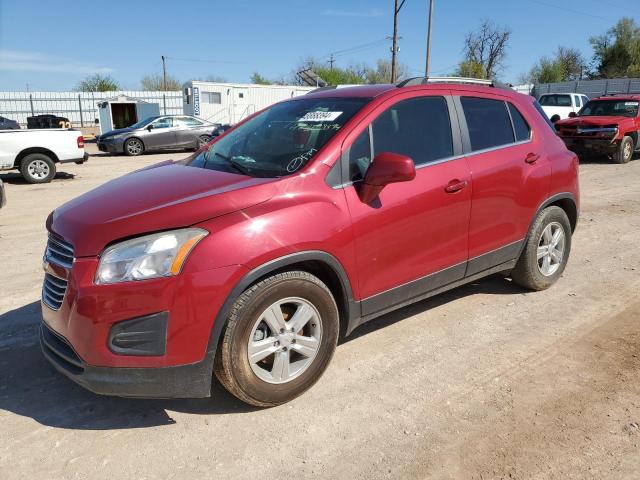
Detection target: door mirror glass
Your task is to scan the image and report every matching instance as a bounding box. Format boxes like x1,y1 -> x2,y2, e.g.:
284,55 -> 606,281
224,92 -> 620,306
359,152 -> 415,204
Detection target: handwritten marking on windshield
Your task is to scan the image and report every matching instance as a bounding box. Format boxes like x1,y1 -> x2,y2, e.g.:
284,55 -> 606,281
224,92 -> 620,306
287,148 -> 318,173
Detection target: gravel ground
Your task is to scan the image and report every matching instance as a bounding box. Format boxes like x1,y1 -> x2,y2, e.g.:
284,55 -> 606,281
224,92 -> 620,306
1,144 -> 639,479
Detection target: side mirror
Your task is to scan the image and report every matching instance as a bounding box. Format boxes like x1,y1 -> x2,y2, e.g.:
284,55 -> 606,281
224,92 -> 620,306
568,111 -> 577,118
550,114 -> 561,124
359,152 -> 416,204
146,124 -> 154,131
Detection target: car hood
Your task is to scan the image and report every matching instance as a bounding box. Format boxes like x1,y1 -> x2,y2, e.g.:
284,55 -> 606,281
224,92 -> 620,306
556,115 -> 632,127
99,127 -> 136,139
49,162 -> 279,256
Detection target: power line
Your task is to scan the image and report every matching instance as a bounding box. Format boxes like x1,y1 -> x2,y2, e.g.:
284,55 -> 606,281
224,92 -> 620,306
525,0 -> 612,20
164,56 -> 245,65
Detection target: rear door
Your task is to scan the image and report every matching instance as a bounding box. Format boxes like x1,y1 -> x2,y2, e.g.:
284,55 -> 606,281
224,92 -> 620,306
342,91 -> 472,314
455,94 -> 551,275
174,116 -> 208,147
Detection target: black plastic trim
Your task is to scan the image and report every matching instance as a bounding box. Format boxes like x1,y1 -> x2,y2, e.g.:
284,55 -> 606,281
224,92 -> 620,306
465,239 -> 524,277
40,323 -> 213,398
206,251 -> 358,355
108,311 -> 169,356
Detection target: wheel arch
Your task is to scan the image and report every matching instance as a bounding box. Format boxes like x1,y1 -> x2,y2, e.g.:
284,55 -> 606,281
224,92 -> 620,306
206,251 -> 359,359
14,147 -> 59,168
124,136 -> 145,150
627,131 -> 638,149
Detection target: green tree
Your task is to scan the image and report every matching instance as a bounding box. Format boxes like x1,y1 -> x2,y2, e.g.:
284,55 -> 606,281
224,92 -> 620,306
589,17 -> 640,78
459,20 -> 511,79
251,72 -> 271,85
140,73 -> 182,91
524,47 -> 585,84
455,60 -> 487,79
365,59 -> 409,84
74,73 -> 120,92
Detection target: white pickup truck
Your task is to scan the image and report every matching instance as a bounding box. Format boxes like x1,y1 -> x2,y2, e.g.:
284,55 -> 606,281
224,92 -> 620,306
539,93 -> 590,122
0,129 -> 87,183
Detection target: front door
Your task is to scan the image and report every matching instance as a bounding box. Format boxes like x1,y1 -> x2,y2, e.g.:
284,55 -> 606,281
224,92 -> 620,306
342,92 -> 472,316
144,117 -> 178,149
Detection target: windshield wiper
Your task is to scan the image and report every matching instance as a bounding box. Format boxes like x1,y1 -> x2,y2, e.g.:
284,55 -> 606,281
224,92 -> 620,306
214,152 -> 252,176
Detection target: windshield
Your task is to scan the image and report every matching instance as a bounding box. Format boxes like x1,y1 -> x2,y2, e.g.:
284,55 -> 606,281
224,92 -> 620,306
129,116 -> 160,129
579,100 -> 639,117
539,94 -> 572,107
185,97 -> 369,178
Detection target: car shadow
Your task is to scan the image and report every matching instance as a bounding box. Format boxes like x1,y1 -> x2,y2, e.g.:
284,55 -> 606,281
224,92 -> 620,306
343,274 -> 525,343
576,151 -> 639,164
0,275 -> 524,429
0,172 -> 75,184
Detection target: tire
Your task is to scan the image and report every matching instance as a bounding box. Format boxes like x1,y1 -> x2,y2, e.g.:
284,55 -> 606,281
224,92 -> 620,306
20,153 -> 56,184
613,136 -> 633,164
197,135 -> 211,149
124,137 -> 144,156
511,206 -> 572,291
214,271 -> 339,407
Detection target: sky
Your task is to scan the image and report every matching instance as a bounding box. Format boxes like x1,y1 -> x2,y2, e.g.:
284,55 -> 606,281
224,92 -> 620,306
0,0 -> 635,91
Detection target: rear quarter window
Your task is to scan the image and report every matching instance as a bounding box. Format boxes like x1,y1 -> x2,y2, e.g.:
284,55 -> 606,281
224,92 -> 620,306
507,103 -> 531,142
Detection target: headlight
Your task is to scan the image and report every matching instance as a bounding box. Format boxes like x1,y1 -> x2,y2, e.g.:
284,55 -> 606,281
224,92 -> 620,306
95,228 -> 208,285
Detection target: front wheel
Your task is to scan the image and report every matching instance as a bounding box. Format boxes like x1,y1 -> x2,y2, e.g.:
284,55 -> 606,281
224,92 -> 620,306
511,206 -> 572,291
613,136 -> 633,164
197,135 -> 211,149
214,271 -> 339,407
124,138 -> 144,156
20,153 -> 56,184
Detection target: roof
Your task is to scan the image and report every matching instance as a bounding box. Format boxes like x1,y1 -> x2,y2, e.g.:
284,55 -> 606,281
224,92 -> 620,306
592,94 -> 640,101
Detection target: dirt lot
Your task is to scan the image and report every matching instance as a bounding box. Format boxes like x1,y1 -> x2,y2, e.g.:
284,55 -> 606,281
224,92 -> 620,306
1,144 -> 639,479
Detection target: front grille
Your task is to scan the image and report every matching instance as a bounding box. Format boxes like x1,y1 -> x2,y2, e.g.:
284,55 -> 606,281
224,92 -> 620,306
40,323 -> 84,375
42,273 -> 68,310
45,234 -> 74,268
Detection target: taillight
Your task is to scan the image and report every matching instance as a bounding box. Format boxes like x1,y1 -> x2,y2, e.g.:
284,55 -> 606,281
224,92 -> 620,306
77,136 -> 84,148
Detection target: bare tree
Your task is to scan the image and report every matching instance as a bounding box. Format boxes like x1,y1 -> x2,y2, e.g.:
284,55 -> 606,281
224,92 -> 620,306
140,73 -> 181,91
462,20 -> 511,79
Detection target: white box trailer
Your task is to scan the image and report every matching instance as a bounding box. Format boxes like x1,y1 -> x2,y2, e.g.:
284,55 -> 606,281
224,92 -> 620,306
97,95 -> 161,134
182,81 -> 314,125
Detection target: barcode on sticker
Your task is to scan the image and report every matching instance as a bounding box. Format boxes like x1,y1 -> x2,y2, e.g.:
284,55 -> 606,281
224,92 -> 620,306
299,111 -> 342,122
625,102 -> 638,106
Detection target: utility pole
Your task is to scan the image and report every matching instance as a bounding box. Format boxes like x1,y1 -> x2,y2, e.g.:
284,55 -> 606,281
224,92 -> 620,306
161,55 -> 167,114
328,53 -> 335,70
161,55 -> 167,90
391,0 -> 406,83
425,0 -> 434,78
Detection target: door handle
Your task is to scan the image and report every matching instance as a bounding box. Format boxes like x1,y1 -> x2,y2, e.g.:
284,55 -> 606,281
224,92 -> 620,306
525,152 -> 540,164
445,179 -> 468,193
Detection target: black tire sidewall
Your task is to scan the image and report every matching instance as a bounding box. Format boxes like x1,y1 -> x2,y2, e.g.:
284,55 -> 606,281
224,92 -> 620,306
516,206 -> 572,290
198,135 -> 210,147
223,274 -> 339,405
20,153 -> 55,183
124,138 -> 143,156
616,136 -> 633,164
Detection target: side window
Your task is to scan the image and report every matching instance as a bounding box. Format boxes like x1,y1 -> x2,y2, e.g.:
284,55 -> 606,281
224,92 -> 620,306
347,127 -> 372,182
371,96 -> 453,166
177,116 -> 204,126
461,97 -> 515,151
152,117 -> 173,129
203,92 -> 222,104
507,103 -> 531,142
574,96 -> 581,108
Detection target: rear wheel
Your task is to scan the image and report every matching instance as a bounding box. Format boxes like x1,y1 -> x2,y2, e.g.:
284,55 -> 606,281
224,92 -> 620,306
511,206 -> 572,291
124,138 -> 144,156
613,136 -> 633,164
214,271 -> 339,407
20,153 -> 56,184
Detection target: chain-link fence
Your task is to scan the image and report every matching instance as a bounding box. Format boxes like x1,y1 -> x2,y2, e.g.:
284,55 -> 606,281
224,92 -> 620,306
0,91 -> 183,128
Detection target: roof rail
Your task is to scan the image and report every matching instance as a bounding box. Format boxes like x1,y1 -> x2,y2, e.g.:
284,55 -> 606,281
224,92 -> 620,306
397,76 -> 512,89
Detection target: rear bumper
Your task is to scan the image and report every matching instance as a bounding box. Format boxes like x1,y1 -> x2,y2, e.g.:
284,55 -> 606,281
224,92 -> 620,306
59,152 -> 89,164
40,322 -> 214,398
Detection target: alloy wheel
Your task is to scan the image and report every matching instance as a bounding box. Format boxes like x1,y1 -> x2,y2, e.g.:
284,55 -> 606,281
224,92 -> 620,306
27,160 -> 50,180
126,139 -> 143,155
247,297 -> 322,384
537,222 -> 566,276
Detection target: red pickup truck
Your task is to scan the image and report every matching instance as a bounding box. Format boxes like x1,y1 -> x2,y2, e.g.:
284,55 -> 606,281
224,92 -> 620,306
554,94 -> 639,163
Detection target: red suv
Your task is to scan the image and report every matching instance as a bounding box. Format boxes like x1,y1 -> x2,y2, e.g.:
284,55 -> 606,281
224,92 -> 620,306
41,79 -> 579,406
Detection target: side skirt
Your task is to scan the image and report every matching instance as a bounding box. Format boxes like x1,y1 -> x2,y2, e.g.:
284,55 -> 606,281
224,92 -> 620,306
348,241 -> 523,335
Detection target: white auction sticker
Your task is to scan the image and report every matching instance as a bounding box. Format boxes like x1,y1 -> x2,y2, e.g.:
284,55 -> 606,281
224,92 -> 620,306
625,101 -> 639,106
299,111 -> 343,122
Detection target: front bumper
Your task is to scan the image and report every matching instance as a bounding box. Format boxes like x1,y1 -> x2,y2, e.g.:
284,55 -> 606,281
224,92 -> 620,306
561,136 -> 619,155
97,139 -> 124,153
40,322 -> 214,398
